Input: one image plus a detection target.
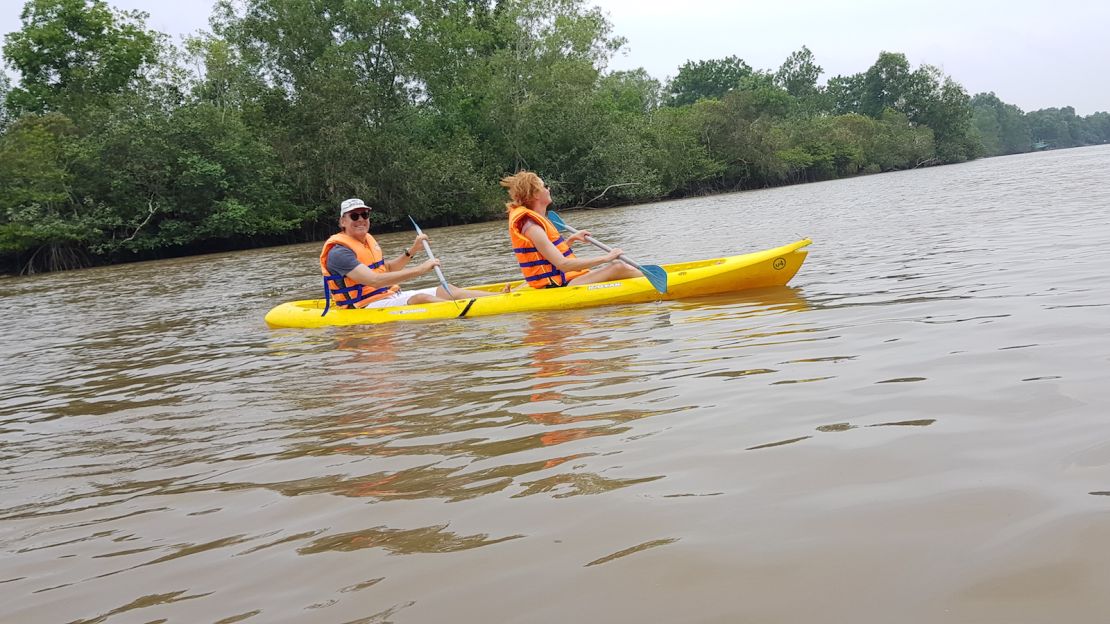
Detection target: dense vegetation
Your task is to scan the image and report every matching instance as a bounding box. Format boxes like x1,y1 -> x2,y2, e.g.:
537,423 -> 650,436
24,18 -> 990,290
2,0 -> 1108,273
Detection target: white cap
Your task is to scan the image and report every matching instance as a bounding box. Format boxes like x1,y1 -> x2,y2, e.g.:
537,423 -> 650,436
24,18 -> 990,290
340,198 -> 370,216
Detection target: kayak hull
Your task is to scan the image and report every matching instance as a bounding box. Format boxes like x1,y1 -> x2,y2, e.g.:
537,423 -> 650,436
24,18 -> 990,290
265,238 -> 811,328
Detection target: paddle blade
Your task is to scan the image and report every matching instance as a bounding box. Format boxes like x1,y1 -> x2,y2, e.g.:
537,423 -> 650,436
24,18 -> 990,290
641,264 -> 668,293
546,210 -> 570,232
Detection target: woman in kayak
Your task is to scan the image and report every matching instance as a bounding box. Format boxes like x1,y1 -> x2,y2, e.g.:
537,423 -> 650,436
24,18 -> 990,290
502,171 -> 641,289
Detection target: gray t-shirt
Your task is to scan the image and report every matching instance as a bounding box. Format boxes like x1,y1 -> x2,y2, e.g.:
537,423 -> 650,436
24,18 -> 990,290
326,246 -> 361,276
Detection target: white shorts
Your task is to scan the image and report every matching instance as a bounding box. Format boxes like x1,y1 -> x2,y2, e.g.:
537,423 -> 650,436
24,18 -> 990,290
363,287 -> 439,308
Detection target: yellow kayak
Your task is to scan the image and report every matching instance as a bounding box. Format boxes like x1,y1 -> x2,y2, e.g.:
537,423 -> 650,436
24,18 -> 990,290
265,238 -> 812,328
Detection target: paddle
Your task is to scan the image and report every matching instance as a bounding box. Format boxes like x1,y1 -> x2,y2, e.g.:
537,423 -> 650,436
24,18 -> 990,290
546,210 -> 668,293
407,216 -> 455,301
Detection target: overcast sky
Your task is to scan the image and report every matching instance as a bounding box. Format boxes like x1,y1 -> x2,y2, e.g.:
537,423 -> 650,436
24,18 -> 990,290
3,0 -> 1108,114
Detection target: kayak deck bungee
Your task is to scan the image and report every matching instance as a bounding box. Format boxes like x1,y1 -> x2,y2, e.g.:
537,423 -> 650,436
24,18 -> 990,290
265,238 -> 812,328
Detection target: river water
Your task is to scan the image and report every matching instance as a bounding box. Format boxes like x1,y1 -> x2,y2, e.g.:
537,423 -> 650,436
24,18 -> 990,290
2,145 -> 1109,623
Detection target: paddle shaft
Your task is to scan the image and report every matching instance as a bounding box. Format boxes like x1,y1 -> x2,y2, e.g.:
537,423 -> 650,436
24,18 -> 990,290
559,222 -> 650,274
539,209 -> 667,294
408,217 -> 454,299
421,240 -> 452,291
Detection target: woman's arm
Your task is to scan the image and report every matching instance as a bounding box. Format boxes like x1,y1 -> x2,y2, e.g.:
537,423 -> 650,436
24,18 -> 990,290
522,221 -> 621,272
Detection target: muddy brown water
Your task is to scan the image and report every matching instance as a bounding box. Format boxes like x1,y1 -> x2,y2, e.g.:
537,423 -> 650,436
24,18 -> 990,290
2,146 -> 1109,623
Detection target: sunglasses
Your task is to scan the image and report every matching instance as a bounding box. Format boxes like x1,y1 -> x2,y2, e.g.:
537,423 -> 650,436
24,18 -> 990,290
347,211 -> 370,221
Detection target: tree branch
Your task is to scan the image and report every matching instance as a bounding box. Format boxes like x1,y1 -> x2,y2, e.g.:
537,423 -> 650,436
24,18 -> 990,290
581,182 -> 641,207
122,199 -> 157,243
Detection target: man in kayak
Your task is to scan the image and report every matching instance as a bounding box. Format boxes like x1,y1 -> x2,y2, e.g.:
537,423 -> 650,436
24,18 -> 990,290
321,198 -> 497,308
501,171 -> 642,289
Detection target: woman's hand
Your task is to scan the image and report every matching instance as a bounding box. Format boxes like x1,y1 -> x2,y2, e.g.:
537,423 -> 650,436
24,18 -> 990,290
418,258 -> 441,274
604,248 -> 624,263
566,230 -> 591,245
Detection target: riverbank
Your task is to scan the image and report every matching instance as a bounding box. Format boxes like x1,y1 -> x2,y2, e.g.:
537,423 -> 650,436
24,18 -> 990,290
10,142 -> 1108,278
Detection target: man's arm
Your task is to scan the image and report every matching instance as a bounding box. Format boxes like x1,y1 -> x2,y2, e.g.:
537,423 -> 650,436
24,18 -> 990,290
328,245 -> 437,289
382,234 -> 428,271
346,261 -> 437,288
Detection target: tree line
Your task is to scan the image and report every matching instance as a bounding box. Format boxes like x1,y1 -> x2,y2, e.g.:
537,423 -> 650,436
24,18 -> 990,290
2,0 -> 1108,274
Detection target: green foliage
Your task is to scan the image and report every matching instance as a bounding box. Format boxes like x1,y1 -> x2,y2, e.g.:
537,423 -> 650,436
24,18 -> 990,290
0,112 -> 75,210
825,53 -> 978,163
1086,112 -> 1110,144
775,46 -> 822,101
971,92 -> 1030,156
637,104 -> 725,195
859,52 -> 912,118
597,69 -> 662,115
903,65 -> 978,162
78,98 -> 302,253
666,56 -> 753,106
1021,106 -> 1110,149
826,72 -> 865,115
0,112 -> 96,271
3,0 -> 160,117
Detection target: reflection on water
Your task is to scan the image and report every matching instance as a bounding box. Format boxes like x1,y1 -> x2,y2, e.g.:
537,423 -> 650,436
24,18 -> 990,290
3,147 -> 1110,622
296,524 -> 523,555
585,538 -> 679,567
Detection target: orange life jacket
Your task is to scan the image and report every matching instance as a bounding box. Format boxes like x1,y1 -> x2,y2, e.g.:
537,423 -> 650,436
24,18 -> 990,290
319,232 -> 400,309
508,206 -> 588,288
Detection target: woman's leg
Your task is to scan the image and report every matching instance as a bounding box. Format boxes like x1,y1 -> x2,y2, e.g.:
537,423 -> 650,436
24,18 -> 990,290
567,262 -> 642,286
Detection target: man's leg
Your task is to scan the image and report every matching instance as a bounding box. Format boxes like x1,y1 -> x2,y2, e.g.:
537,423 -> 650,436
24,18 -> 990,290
365,287 -> 446,307
436,285 -> 501,299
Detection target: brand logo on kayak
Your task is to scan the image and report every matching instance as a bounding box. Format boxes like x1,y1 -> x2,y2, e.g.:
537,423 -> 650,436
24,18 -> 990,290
390,308 -> 428,314
587,282 -> 621,290
773,257 -> 786,270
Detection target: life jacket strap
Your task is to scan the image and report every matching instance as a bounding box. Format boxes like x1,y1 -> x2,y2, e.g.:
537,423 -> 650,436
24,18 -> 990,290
525,269 -> 568,285
321,276 -> 333,317
324,273 -> 393,313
